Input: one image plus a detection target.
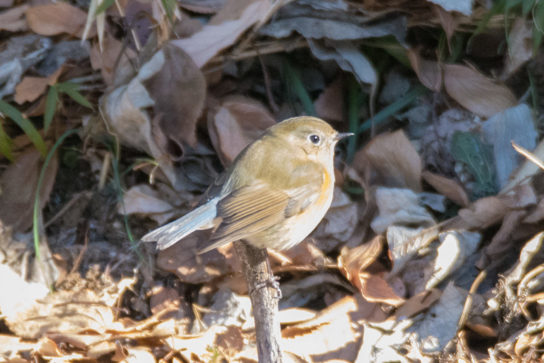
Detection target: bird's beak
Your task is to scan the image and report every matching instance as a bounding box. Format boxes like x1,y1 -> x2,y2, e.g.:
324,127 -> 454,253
335,132 -> 354,141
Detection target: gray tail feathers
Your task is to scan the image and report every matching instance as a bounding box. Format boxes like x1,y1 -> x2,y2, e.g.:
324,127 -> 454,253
141,198 -> 218,250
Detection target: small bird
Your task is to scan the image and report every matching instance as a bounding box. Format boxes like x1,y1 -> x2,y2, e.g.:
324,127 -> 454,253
142,116 -> 352,253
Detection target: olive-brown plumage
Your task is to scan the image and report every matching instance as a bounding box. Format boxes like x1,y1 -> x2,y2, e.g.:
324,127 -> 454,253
142,116 -> 352,253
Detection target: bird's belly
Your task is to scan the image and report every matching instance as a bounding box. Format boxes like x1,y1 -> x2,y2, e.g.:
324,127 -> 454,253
246,189 -> 334,250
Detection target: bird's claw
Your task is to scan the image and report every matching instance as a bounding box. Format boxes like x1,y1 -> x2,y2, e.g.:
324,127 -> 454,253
251,276 -> 282,300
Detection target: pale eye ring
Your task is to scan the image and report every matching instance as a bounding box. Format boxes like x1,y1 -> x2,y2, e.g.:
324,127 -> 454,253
308,134 -> 321,145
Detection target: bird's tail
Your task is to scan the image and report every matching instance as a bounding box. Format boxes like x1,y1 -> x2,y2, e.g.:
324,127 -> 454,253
141,198 -> 219,250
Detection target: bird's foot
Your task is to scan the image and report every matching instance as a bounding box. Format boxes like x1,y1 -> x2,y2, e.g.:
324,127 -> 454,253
251,275 -> 282,300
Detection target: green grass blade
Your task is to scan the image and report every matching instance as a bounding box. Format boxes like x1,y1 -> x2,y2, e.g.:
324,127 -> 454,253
0,118 -> 14,161
358,84 -> 427,134
0,100 -> 47,157
347,77 -> 364,163
44,85 -> 58,132
96,0 -> 115,15
283,60 -> 316,116
33,128 -> 79,259
57,82 -> 93,109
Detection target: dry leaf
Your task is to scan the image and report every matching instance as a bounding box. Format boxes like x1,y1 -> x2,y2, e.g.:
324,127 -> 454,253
14,66 -> 64,104
26,3 -> 93,38
443,64 -> 517,118
422,170 -> 469,207
282,295 -> 385,361
143,43 -> 206,149
457,196 -> 509,229
371,188 -> 435,234
119,184 -> 177,225
504,18 -> 533,78
339,236 -> 384,291
359,273 -> 405,306
208,96 -> 275,165
315,76 -> 345,121
357,129 -> 422,192
156,230 -> 233,284
0,148 -> 58,232
172,0 -> 279,67
0,5 -> 28,32
407,49 -> 442,92
89,31 -> 136,85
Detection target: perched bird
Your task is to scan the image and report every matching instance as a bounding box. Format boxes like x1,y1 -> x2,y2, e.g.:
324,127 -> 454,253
142,116 -> 352,253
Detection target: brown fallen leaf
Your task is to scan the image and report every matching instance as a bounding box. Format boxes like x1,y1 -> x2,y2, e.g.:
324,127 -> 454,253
407,49 -> 442,92
143,43 -> 206,150
172,0 -> 282,67
315,76 -> 345,122
282,294 -> 386,361
359,272 -> 405,307
0,148 -> 58,232
156,230 -> 234,284
456,196 -> 509,230
208,96 -> 275,165
14,66 -> 64,104
443,63 -> 517,118
89,31 -> 136,85
0,5 -> 28,32
422,170 -> 469,207
355,129 -> 422,192
26,2 -> 94,38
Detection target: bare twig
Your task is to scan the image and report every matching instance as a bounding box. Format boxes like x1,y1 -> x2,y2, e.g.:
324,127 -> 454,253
234,241 -> 283,363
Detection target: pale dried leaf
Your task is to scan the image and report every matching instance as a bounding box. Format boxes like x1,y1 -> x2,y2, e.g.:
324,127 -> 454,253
172,0 -> 278,67
371,188 -> 435,234
338,236 -> 383,291
315,76 -> 344,121
408,282 -> 467,352
209,96 -> 275,165
0,149 -> 58,232
504,18 -> 533,78
143,43 -> 206,148
0,5 -> 28,32
407,49 -> 442,92
359,130 -> 422,192
425,231 -> 481,289
360,273 -> 405,306
457,196 -> 509,229
26,3 -> 92,38
422,170 -> 469,207
443,64 -> 517,118
119,185 -> 177,225
14,67 -> 63,104
482,104 -> 537,189
282,295 -> 384,361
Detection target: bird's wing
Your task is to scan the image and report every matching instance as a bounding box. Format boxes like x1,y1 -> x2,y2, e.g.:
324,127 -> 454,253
141,197 -> 219,250
197,176 -> 322,254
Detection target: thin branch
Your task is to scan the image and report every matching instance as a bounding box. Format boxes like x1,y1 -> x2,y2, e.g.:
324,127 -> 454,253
234,241 -> 283,363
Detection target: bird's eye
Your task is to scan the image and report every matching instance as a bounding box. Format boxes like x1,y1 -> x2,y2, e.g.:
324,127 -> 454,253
308,134 -> 321,145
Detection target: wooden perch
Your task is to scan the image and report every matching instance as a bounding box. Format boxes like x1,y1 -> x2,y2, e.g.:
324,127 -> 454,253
234,241 -> 283,363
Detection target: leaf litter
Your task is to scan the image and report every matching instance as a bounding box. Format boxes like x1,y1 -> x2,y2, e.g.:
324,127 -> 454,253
0,0 -> 544,361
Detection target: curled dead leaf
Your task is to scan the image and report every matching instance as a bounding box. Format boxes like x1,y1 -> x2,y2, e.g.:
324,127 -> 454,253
443,64 -> 517,118
26,3 -> 93,38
